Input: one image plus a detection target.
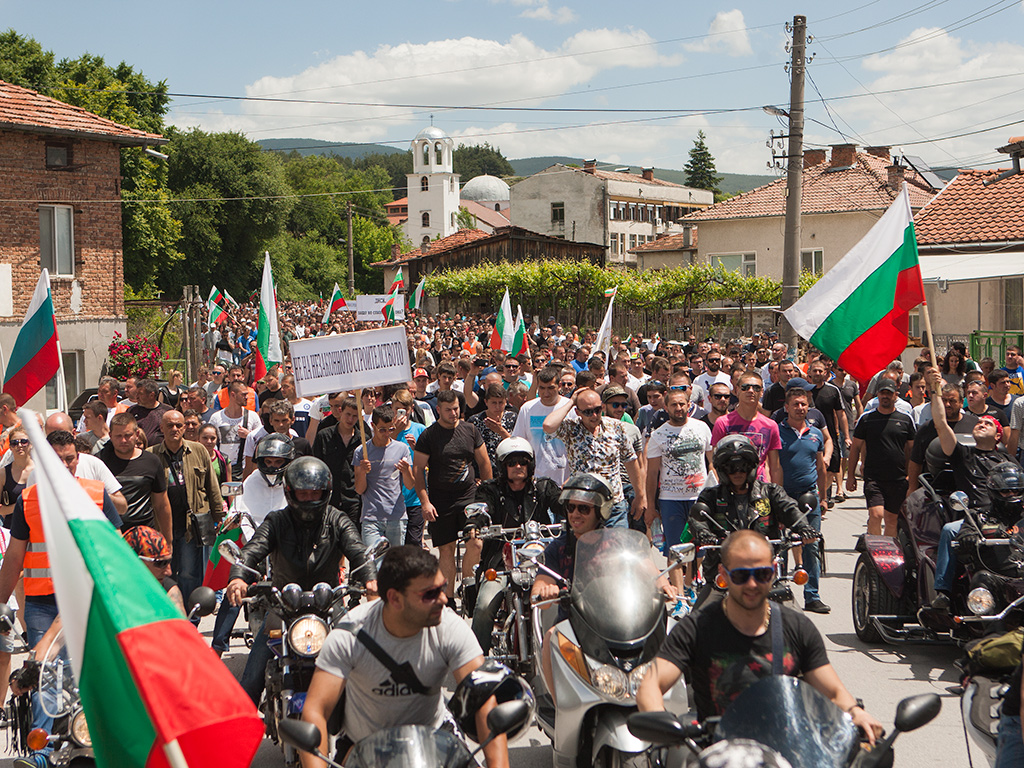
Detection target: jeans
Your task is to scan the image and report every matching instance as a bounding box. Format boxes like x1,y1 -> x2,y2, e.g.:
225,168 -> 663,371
607,499 -> 630,529
212,603 -> 241,654
934,519 -> 964,594
361,518 -> 407,550
996,714 -> 1024,768
471,574 -> 508,653
801,499 -> 823,604
240,617 -> 273,704
25,601 -> 66,758
659,499 -> 694,556
172,535 -> 208,620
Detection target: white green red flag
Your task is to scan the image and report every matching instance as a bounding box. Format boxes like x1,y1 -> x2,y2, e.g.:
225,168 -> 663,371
20,411 -> 263,768
382,278 -> 402,323
388,267 -> 404,295
510,305 -> 527,357
594,286 -> 616,361
490,289 -> 515,351
409,277 -> 426,312
222,289 -> 240,310
321,282 -> 347,323
647,333 -> 661,352
604,287 -> 618,298
3,270 -> 59,407
208,286 -> 229,326
254,252 -> 282,380
784,185 -> 924,386
203,527 -> 243,590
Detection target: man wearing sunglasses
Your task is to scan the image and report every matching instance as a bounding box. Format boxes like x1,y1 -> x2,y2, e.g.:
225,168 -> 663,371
712,371 -> 783,485
301,546 -> 510,768
637,530 -> 883,745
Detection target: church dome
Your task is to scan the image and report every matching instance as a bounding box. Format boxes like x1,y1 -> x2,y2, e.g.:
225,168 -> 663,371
460,174 -> 510,201
415,125 -> 449,141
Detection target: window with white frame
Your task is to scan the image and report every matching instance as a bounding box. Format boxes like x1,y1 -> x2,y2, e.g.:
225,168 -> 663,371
800,248 -> 824,274
40,205 -> 74,276
45,350 -> 82,410
713,253 -> 756,277
908,310 -> 920,340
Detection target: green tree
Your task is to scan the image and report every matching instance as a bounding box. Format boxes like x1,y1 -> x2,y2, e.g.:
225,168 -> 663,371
456,206 -> 477,230
453,142 -> 515,182
0,30 -> 54,91
684,130 -> 723,198
339,151 -> 411,200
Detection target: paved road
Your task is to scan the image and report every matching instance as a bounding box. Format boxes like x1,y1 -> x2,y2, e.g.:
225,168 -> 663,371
0,486 -> 987,766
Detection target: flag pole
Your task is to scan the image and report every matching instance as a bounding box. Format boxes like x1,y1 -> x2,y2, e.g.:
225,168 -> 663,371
163,739 -> 191,768
920,298 -> 940,395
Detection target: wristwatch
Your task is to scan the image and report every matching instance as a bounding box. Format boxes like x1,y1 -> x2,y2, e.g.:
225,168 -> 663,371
847,698 -> 865,713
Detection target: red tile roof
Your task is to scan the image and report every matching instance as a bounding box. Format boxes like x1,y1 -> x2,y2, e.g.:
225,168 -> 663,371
914,168 -> 1024,245
461,199 -> 510,230
682,151 -> 936,222
629,230 -> 698,253
0,80 -> 165,145
374,228 -> 492,267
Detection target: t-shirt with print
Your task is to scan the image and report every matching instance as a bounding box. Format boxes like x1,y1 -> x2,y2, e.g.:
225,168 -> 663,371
315,598 -> 481,743
511,396 -> 569,485
290,398 -> 315,438
395,422 -> 425,509
657,600 -> 829,720
353,440 -> 409,522
647,419 -> 712,500
209,409 -> 262,473
554,416 -> 637,504
711,412 -> 782,482
415,421 -> 484,506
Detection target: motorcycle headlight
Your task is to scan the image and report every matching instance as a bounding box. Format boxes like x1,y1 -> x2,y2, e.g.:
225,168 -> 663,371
628,662 -> 653,698
511,568 -> 533,587
591,664 -> 628,699
288,615 -> 329,656
968,587 -> 997,616
71,708 -> 91,748
517,541 -> 546,564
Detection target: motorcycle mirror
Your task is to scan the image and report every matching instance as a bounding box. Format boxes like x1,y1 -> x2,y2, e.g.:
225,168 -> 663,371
948,491 -> 970,514
0,603 -> 15,632
218,539 -> 243,564
220,481 -> 244,498
486,699 -> 531,737
670,543 -> 695,564
893,693 -> 941,732
627,711 -> 687,745
277,718 -> 324,753
371,539 -> 390,559
187,587 -> 217,618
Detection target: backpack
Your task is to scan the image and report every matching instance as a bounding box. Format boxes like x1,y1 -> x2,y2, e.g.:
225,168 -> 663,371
964,628 -> 1024,673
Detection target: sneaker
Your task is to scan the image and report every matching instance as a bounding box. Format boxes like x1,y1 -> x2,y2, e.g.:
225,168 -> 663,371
684,586 -> 698,607
931,592 -> 951,612
14,756 -> 49,768
804,599 -> 832,614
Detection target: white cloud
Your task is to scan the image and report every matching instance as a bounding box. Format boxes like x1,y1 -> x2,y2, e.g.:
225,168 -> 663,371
684,10 -> 753,57
519,1 -> 576,23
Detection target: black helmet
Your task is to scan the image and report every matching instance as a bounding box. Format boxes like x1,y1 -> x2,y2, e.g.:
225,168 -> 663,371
988,462 -> 1024,523
283,456 -> 332,526
495,437 -> 535,482
448,660 -> 535,744
559,472 -> 614,521
712,434 -> 760,487
255,433 -> 296,486
925,437 -> 951,478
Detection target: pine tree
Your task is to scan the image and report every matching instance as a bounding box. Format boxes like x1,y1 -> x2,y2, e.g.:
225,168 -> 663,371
684,130 -> 723,197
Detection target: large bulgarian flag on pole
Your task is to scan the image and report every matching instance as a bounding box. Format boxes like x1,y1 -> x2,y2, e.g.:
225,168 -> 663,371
321,282 -> 347,324
3,270 -> 60,407
253,252 -> 283,380
784,185 -> 924,385
20,411 -> 263,768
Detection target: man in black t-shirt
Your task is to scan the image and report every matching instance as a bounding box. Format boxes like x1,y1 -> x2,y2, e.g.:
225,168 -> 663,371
907,382 -> 979,493
414,390 -> 492,600
98,412 -> 171,537
760,360 -> 797,415
808,360 -> 849,506
311,394 -> 364,526
847,379 -> 916,536
636,530 -> 882,742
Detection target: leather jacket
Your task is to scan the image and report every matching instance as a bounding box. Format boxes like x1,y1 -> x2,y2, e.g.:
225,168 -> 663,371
474,477 -> 564,573
690,479 -> 815,545
228,504 -> 375,590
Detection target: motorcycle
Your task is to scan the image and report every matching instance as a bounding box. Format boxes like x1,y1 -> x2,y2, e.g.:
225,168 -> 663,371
853,484 -> 1024,644
1,588 -> 216,767
627,675 -> 941,768
462,503 -> 562,679
275,698 -> 532,768
527,527 -> 695,768
217,538 -> 387,767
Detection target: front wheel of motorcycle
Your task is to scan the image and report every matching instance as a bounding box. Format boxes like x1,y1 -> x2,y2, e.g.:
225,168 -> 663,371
594,746 -> 649,768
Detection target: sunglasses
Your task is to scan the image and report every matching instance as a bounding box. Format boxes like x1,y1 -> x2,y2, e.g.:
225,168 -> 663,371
669,384 -> 690,391
415,581 -> 449,603
739,383 -> 763,392
141,556 -> 172,568
707,359 -> 722,364
578,406 -> 603,417
505,457 -> 531,467
607,401 -> 628,409
9,439 -> 29,447
725,566 -> 775,585
565,502 -> 595,514
710,393 -> 730,400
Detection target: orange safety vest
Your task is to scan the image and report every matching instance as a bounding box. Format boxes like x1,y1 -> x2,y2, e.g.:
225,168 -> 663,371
217,387 -> 257,411
22,478 -> 105,597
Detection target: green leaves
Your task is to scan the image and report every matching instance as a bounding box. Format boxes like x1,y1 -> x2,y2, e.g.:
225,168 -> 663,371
684,130 -> 723,197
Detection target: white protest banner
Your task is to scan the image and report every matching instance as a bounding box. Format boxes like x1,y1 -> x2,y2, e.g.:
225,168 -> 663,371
356,294 -> 405,321
289,325 -> 411,399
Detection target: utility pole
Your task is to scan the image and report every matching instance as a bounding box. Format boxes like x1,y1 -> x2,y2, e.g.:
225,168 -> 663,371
779,14 -> 806,353
347,201 -> 355,296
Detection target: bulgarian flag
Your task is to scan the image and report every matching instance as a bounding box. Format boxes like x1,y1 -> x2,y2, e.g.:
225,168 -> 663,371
20,412 -> 263,768
784,185 -> 924,386
382,278 -> 402,323
647,333 -> 661,352
490,289 -> 514,351
222,289 -> 240,310
203,527 -> 243,591
510,305 -> 527,357
409,277 -> 426,312
604,286 -> 618,298
321,282 -> 347,323
208,286 -> 229,326
253,252 -> 283,380
388,267 -> 404,295
3,270 -> 60,407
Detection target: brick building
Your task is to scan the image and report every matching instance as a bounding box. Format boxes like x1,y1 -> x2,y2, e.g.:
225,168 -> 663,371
0,80 -> 164,409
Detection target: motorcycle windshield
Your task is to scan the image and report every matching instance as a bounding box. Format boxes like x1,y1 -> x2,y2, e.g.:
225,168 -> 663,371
346,725 -> 473,768
714,677 -> 859,768
570,528 -> 663,646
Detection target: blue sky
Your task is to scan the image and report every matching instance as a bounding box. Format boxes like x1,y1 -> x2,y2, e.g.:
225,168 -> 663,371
3,0 -> 1024,174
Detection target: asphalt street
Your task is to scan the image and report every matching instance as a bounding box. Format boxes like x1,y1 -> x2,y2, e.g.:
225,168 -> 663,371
0,485 -> 990,766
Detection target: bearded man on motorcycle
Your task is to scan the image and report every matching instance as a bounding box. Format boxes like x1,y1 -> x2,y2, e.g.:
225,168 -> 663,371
470,437 -> 563,652
225,456 -> 376,703
637,529 -> 884,745
300,546 -> 514,768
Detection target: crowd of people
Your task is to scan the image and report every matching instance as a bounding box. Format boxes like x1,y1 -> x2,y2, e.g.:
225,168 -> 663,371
7,295 -> 1024,766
